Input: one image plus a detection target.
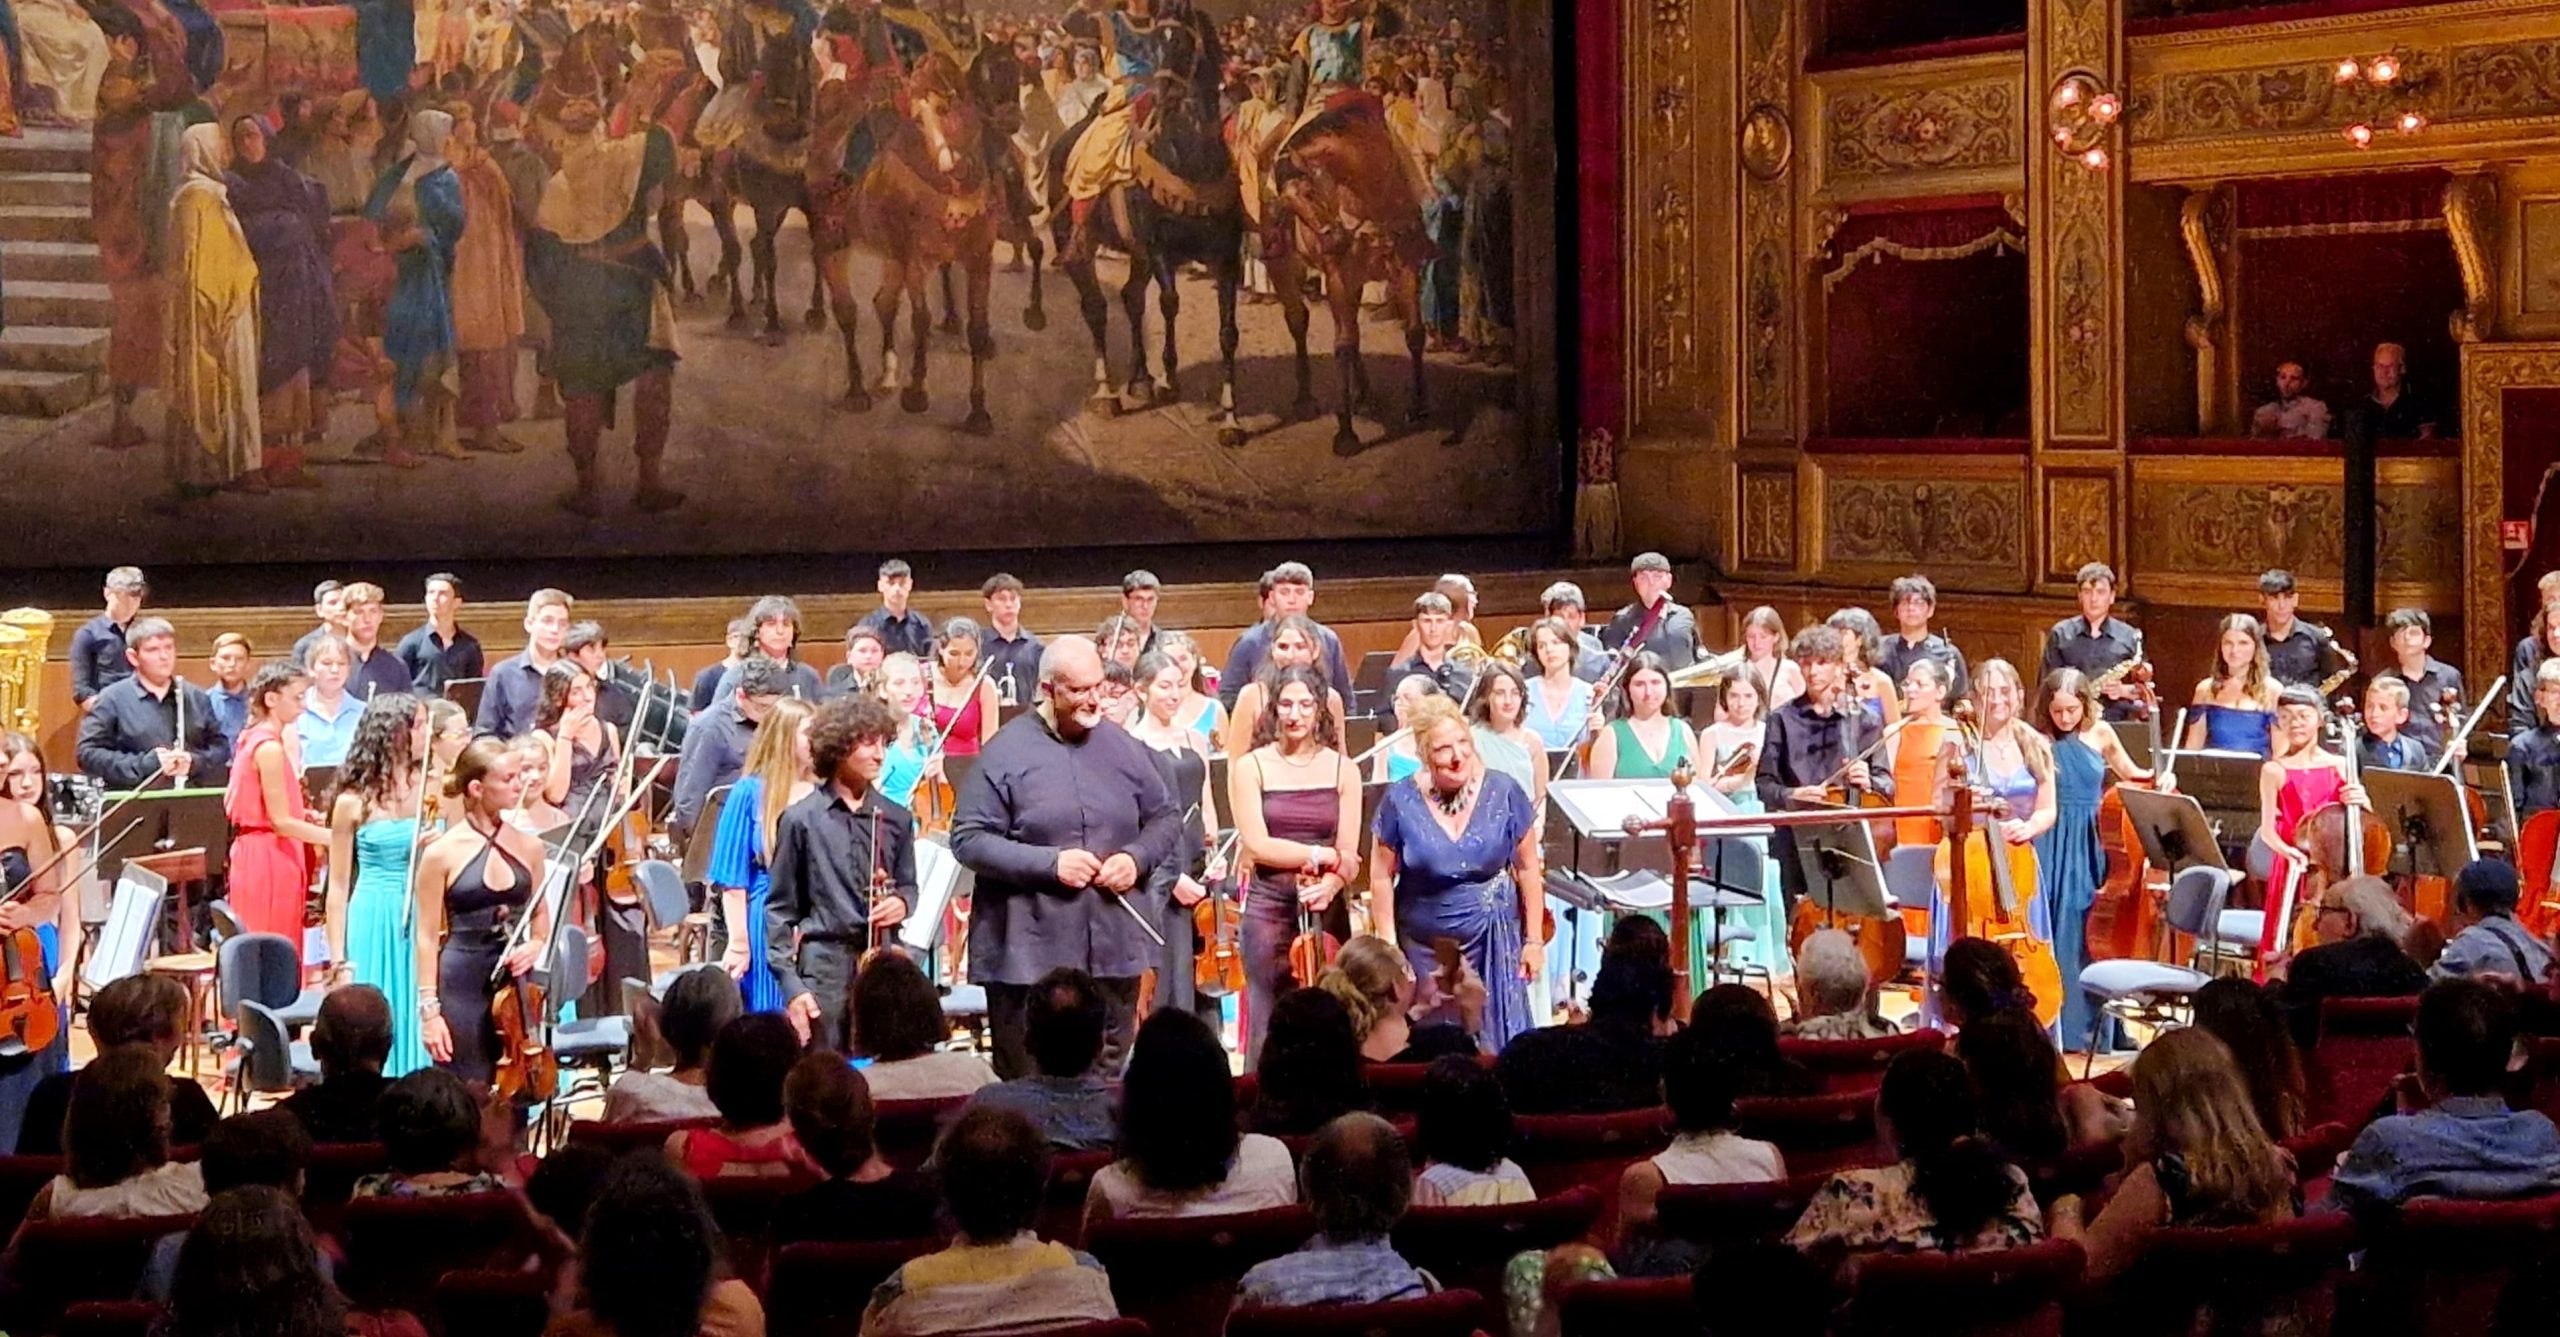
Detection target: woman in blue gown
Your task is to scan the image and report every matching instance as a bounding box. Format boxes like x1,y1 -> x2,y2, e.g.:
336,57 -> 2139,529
707,697 -> 816,1014
2035,669 -> 2151,1053
1369,694 -> 1544,1050
2183,613 -> 2278,758
329,694 -> 433,1076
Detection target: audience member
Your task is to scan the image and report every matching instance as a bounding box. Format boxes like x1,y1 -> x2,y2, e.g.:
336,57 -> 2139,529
142,1111 -> 320,1300
773,1052 -> 939,1244
854,951 -> 998,1100
523,1143 -> 615,1243
19,974 -> 218,1154
1233,1113 -> 1433,1310
553,1155 -> 765,1337
1788,1051 -> 2044,1266
1617,1025 -> 1786,1271
1085,1010 -> 1297,1226
2329,979 -> 2560,1211
1316,934 -> 1480,1064
963,967 -> 1116,1151
16,1046 -> 209,1226
1784,929 -> 1894,1041
2048,1027 -> 2296,1282
864,1107 -> 1119,1336
667,1014 -> 816,1181
2191,978 -> 2308,1142
1953,1011 -> 2095,1163
280,984 -> 394,1144
2430,859 -> 2555,984
2277,875 -> 2428,1050
1411,1055 -> 1532,1207
1498,920 -> 1676,1114
167,1188 -> 394,1337
1251,987 -> 1370,1136
354,1069 -> 507,1198
604,966 -> 737,1123
1939,936 -> 2039,1029
2356,341 -> 2437,439
1689,984 -> 1817,1099
2250,360 -> 2330,440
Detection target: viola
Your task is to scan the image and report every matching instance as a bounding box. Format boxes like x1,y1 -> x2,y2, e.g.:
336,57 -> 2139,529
1287,879 -> 1338,987
0,922 -> 59,1057
1193,884 -> 1244,998
491,971 -> 558,1103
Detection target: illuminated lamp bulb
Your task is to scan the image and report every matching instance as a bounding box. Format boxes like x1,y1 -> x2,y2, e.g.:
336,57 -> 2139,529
2053,81 -> 2081,107
2371,55 -> 2399,83
2335,58 -> 2361,83
2090,93 -> 2121,123
2081,146 -> 2109,170
2398,110 -> 2426,133
2345,122 -> 2374,147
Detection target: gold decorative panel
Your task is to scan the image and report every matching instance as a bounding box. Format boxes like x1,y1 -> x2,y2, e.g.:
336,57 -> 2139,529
2127,0 -> 2560,183
1809,57 -> 2026,201
2126,457 -> 2459,610
2045,473 -> 2116,583
2460,343 -> 2560,687
1738,0 -> 1795,439
1628,0 -> 1709,433
1739,463 -> 1800,571
1812,458 -> 2029,588
2032,0 -> 2121,443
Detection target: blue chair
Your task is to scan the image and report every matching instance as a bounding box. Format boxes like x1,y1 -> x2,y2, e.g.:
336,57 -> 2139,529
218,931 -> 324,1029
229,999 -> 320,1108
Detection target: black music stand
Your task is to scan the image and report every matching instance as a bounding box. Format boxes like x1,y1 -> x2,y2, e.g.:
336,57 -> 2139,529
2109,721 -> 2155,773
997,701 -> 1033,730
1355,781 -> 1389,864
1790,818 -> 1891,922
1208,755 -> 1233,832
2161,750 -> 2265,859
442,677 -> 487,721
1345,715 -> 1379,766
2120,787 -> 2229,875
2363,768 -> 2480,880
95,788 -> 230,883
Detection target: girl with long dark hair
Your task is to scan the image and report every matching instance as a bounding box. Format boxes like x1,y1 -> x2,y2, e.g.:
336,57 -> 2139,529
327,692 -> 430,1074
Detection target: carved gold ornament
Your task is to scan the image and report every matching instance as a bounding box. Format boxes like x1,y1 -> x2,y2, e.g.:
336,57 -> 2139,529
1742,103 -> 1792,181
2048,70 -> 2124,169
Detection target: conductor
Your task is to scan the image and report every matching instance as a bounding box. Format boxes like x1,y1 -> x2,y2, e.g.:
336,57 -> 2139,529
953,635 -> 1184,1077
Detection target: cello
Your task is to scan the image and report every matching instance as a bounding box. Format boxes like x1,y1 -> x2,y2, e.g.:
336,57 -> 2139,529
2091,662 -> 2163,962
1935,702 -> 2066,1027
2284,699 -> 2392,956
1784,715 -> 1907,992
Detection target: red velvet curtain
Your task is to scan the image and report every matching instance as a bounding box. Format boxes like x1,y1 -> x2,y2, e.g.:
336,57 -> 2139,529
2234,171 -> 2461,422
2236,170 -> 2448,231
1575,0 -> 1622,440
1822,204 -> 2029,438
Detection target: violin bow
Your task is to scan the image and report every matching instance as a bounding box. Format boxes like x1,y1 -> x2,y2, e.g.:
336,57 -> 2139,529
2431,675 -> 2504,777
1808,713 -> 1912,795
10,764 -> 179,899
1101,803 -> 1186,949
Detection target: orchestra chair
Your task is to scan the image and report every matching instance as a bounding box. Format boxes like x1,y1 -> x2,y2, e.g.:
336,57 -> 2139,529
1038,1148 -> 1117,1248
1085,1205 -> 1319,1337
2074,930 -> 2214,1078
0,1212 -> 195,1334
766,1236 -> 942,1337
1225,1289 -> 1495,1337
59,1300 -> 164,1337
2082,1212 -> 2357,1337
433,1269 -> 555,1337
700,1175 -> 807,1293
337,1190 -> 538,1314
213,931 -> 324,1091
2147,863 -> 2265,979
0,1154 -> 60,1229
2306,996 -> 2422,1130
565,1116 -> 717,1157
634,858 -> 714,968
1552,1275 -> 1697,1336
1392,1186 -> 1605,1299
1734,1090 -> 1887,1178
2345,1192 -> 2560,1337
1843,1237 -> 2085,1337
544,926 -> 634,1148
1780,1028 -> 1947,1095
227,997 -> 319,1112
1652,1172 -> 1827,1252
875,1095 -> 972,1171
300,1141 -> 391,1235
1509,1108 -> 1673,1196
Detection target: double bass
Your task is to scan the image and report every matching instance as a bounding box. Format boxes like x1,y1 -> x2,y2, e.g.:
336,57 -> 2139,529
1935,703 -> 2065,1027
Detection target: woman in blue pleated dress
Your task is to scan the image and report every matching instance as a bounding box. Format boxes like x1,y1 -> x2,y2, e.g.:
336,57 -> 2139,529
709,697 -> 817,1014
1700,673 -> 1790,981
326,692 -> 432,1076
2036,668 -> 2152,1054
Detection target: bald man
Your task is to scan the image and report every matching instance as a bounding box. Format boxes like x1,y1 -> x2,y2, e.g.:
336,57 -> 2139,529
952,635 -> 1186,1077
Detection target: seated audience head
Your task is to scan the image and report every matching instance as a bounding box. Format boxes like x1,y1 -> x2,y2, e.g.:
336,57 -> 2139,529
65,1045 -> 176,1188
1939,937 -> 2033,1029
1589,924 -> 1676,1034
785,1051 -> 880,1180
1691,983 -> 1789,1094
1877,1050 -> 2018,1244
1661,1024 -> 1744,1136
525,1143 -> 615,1239
577,1155 -> 724,1337
2417,976 -> 2520,1101
1415,1055 -> 1511,1171
2321,875 -> 2413,949
1951,1011 -> 2068,1162
1255,987 -> 1367,1134
1026,966 -> 1107,1080
2126,1027 -> 2290,1222
939,1106 -> 1049,1244
1316,935 -> 1415,1048
170,1187 -> 345,1337
309,984 -> 393,1079
1794,929 -> 1872,1024
377,1068 -> 483,1176
661,966 -> 745,1075
2191,977 -> 2307,1141
1303,1113 -> 1411,1242
1120,1008 -> 1239,1192
852,950 -> 947,1063
1608,913 -> 1670,969
201,1110 -> 314,1196
89,972 -> 192,1065
2453,858 -> 2523,924
707,1013 -> 802,1130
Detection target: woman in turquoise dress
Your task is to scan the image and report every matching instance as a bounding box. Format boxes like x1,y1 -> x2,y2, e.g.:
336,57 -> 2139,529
1465,661 -> 1547,807
2183,613 -> 2278,757
873,653 -> 937,809
1373,674 -> 1437,784
326,692 -> 432,1076
2035,668 -> 2151,1053
1524,619 -> 1596,751
708,697 -> 816,1014
1700,674 -> 1789,981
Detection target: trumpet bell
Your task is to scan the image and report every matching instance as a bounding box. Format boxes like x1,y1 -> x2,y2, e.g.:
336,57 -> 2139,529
1668,649 -> 1747,689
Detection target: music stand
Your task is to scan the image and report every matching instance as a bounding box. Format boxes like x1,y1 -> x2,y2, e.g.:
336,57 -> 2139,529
82,861 -> 165,995
2362,768 -> 2480,879
95,789 -> 229,883
1209,755 -> 1233,832
2160,749 -> 2265,858
1345,715 -> 1379,766
997,701 -> 1033,730
1789,818 -> 1891,922
442,677 -> 487,720
2119,787 -> 2228,875
1544,747 -> 1574,779
2109,721 -> 2155,773
1355,781 -> 1390,863
899,835 -> 972,958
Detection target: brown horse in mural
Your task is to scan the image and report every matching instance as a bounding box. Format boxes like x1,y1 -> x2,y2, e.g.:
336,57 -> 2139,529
1265,94 -> 1433,455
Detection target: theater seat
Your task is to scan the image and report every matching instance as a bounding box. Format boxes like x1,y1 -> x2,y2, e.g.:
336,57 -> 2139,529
1734,1090 -> 1886,1177
433,1269 -> 555,1337
1780,1028 -> 1947,1094
1553,1275 -> 1696,1336
1039,1149 -> 1117,1248
700,1175 -> 808,1292
2309,996 -> 2422,1129
1510,1108 -> 1673,1196
564,1116 -> 719,1157
301,1141 -> 390,1235
2351,1192 -> 2560,1337
767,1237 -> 942,1337
875,1096 -> 971,1171
1085,1206 -> 1318,1337
337,1191 -> 538,1315
59,1300 -> 164,1337
1845,1237 -> 2085,1336
1,1213 -> 195,1334
1392,1186 -> 1604,1299
1652,1173 -> 1827,1251
2091,1213 -> 2356,1337
1226,1289 -> 1493,1337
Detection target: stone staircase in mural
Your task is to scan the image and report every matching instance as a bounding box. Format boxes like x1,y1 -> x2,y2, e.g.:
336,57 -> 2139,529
0,126 -> 109,419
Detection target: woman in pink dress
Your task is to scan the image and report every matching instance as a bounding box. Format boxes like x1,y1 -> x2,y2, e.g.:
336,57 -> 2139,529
2253,687 -> 2366,973
224,660 -> 331,965
920,618 -> 999,757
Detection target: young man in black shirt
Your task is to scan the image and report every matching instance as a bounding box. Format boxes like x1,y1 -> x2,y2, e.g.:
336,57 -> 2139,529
768,692 -> 916,1051
69,566 -> 147,712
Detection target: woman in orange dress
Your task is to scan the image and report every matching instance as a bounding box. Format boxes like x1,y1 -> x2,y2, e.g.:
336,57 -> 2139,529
224,660 -> 332,966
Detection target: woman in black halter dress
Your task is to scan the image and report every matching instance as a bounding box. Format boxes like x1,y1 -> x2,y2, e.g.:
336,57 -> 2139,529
415,738 -> 551,1084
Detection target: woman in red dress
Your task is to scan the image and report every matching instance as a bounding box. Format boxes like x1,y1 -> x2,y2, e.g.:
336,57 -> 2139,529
2253,687 -> 2366,973
225,660 -> 332,965
921,618 -> 999,757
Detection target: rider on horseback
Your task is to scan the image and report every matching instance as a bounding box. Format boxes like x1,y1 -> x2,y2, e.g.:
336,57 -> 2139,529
1267,0 -> 1432,268
1054,0 -> 1182,263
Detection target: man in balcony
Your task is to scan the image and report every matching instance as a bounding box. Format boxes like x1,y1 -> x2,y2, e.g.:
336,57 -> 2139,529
2249,360 -> 2331,440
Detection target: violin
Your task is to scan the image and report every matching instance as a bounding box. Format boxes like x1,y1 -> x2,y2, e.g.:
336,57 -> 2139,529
0,892 -> 57,1057
1935,702 -> 2065,1027
1193,835 -> 1244,998
1287,867 -> 1339,986
491,969 -> 558,1103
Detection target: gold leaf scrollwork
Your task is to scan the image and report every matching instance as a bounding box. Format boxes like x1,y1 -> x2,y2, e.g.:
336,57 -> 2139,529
1824,478 -> 2023,571
1655,77 -> 1694,151
2049,476 -> 2114,577
1825,79 -> 2019,180
1649,184 -> 1695,390
1741,469 -> 1796,567
2444,172 -> 2500,343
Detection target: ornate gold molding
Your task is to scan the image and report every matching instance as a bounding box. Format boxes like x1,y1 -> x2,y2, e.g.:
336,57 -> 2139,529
1807,55 -> 2027,202
2445,171 -> 2502,343
1738,461 -> 1802,571
2126,0 -> 2560,183
1738,0 -> 1796,440
1628,0 -> 1709,434
2033,0 -> 2123,447
2046,473 -> 2117,585
2179,184 -> 2236,433
1809,455 -> 2033,590
2459,343 -> 2560,687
